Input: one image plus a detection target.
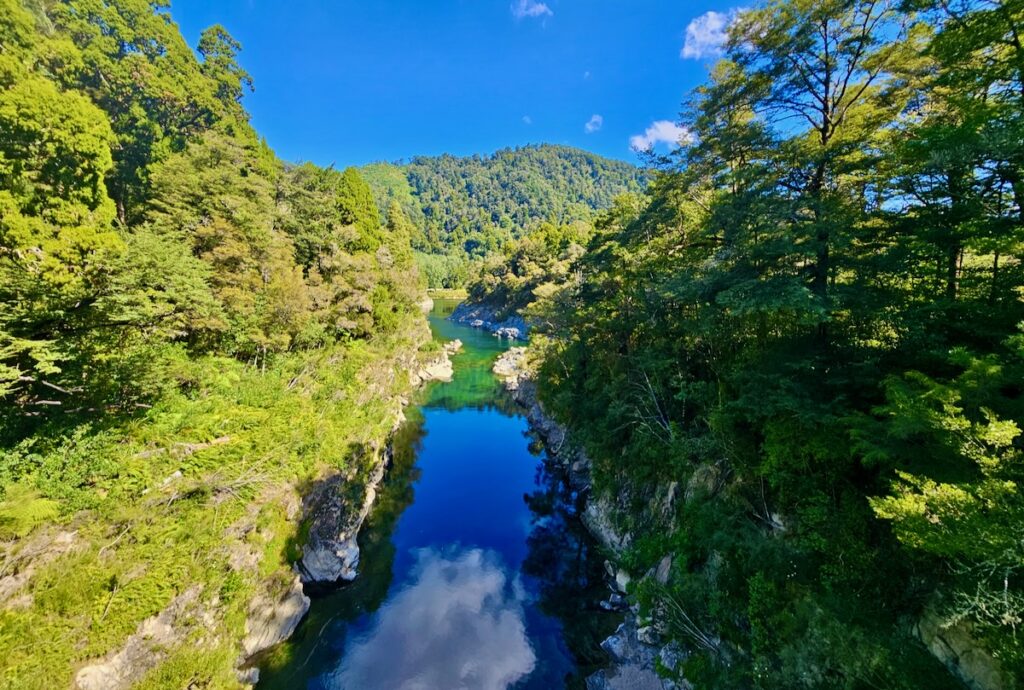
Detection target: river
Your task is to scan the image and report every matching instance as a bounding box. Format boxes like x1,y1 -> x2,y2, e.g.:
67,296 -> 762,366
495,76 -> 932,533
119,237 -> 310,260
257,299 -> 618,690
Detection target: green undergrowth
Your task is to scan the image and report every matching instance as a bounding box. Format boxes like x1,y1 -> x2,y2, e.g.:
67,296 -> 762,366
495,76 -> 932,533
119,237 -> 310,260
0,319 -> 429,690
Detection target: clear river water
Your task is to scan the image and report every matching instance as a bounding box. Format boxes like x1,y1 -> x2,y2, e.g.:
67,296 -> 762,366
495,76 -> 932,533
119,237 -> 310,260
257,299 -> 617,690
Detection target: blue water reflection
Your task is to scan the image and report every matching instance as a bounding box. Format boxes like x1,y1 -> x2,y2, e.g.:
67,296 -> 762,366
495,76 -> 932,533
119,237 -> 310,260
257,301 -> 616,690
326,548 -> 535,690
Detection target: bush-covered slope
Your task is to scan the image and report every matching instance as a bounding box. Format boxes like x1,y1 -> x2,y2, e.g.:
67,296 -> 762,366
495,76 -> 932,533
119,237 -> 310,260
0,1 -> 429,687
363,145 -> 645,260
516,1 -> 1024,688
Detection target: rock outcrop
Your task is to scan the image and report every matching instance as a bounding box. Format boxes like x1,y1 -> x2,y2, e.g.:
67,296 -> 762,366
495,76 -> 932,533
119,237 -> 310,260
75,586 -> 207,690
297,449 -> 389,584
449,301 -> 530,340
917,606 -> 1011,690
0,528 -> 78,610
586,619 -> 685,690
242,575 -> 310,658
409,341 -> 460,387
494,347 -> 569,454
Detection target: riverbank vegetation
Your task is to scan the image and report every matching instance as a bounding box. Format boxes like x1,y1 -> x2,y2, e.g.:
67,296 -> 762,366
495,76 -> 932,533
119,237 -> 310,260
0,1 -> 429,687
467,220 -> 595,324
474,1 -> 1024,687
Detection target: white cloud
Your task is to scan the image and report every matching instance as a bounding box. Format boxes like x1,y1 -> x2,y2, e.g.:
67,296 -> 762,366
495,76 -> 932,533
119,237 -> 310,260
511,0 -> 552,20
681,9 -> 739,59
629,120 -> 693,151
522,115 -> 533,125
583,70 -> 591,80
584,114 -> 603,134
334,549 -> 535,690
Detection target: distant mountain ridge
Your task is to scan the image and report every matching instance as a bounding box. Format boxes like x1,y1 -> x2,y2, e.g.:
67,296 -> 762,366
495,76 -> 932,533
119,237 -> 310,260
362,144 -> 646,257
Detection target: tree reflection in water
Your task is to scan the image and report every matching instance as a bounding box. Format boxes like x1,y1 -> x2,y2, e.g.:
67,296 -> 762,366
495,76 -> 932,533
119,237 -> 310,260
521,440 -> 620,689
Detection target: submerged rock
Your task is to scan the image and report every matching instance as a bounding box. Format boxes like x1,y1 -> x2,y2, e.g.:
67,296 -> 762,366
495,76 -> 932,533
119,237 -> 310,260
449,301 -> 530,340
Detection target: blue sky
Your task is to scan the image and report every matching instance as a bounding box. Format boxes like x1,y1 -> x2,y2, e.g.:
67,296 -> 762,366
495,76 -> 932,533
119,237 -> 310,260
168,1 -> 738,166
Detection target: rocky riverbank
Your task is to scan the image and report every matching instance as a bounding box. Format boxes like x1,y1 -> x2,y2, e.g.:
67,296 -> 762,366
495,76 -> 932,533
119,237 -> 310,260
449,301 -> 530,341
297,339 -> 462,587
493,348 -> 688,690
233,339 -> 463,686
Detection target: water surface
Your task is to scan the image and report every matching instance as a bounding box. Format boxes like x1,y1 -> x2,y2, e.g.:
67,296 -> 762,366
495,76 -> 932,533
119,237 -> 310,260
258,300 -> 615,689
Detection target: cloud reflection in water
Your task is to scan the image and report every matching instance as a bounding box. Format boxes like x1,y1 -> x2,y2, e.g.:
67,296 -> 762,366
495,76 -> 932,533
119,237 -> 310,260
326,548 -> 536,690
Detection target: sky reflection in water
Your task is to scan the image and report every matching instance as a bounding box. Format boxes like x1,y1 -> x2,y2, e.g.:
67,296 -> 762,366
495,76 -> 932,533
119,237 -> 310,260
257,301 -> 617,690
328,548 -> 536,690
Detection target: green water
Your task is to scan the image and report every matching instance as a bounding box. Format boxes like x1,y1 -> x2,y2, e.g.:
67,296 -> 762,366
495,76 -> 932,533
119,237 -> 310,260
257,299 -> 617,689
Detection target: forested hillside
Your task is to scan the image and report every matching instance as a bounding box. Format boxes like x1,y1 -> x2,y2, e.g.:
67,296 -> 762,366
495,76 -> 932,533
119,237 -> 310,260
490,0 -> 1024,688
362,145 -> 645,287
0,1 -> 428,687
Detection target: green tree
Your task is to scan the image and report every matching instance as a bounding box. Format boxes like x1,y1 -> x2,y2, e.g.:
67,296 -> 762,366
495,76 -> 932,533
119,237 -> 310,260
0,73 -> 121,406
197,24 -> 253,114
337,167 -> 382,251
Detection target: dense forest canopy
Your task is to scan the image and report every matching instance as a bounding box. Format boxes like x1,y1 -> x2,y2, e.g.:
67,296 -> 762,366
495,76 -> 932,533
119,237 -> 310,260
361,145 -> 645,287
460,0 -> 1024,688
0,0 -> 422,420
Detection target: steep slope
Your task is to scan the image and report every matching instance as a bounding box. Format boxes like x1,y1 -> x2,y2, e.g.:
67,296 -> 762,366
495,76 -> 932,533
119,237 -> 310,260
0,2 -> 432,688
363,145 -> 646,258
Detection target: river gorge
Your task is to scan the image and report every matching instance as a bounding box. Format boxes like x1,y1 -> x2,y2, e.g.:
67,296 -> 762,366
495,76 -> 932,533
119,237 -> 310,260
256,300 -> 619,689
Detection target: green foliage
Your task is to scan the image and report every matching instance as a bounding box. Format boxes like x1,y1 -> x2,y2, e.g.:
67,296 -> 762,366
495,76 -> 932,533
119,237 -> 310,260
363,146 -> 645,266
0,2 -> 429,687
0,483 -> 58,539
515,0 -> 1024,687
337,166 -> 383,250
415,250 -> 468,289
465,217 -> 595,319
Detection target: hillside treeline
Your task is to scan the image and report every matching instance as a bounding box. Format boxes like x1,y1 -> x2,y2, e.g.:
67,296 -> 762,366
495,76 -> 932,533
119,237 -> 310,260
362,145 -> 644,287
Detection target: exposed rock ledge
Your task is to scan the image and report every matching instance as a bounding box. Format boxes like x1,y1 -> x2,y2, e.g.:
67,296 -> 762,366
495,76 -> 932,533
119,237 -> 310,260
493,348 -> 683,690
449,301 -> 529,341
917,605 -> 1011,690
409,339 -> 461,387
235,338 -> 462,683
242,575 -> 310,658
296,456 -> 388,584
76,586 -> 208,690
588,618 -> 685,690
298,342 -> 460,585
